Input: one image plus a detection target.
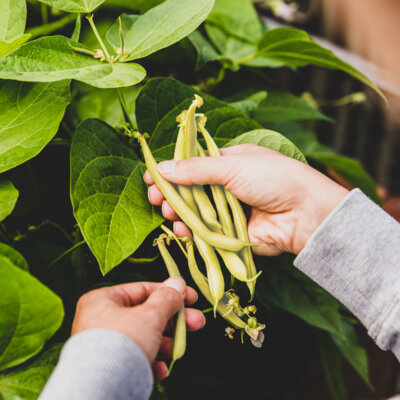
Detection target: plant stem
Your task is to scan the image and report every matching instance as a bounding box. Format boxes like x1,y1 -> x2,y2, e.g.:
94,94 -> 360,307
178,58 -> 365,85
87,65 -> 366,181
43,240 -> 86,274
236,53 -> 256,65
127,255 -> 159,263
117,88 -> 135,128
41,4 -> 49,24
87,14 -> 111,59
27,14 -> 76,39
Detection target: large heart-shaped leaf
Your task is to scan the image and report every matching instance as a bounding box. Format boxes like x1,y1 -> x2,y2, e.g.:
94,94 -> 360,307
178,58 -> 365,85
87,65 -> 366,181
0,80 -> 71,173
70,119 -> 164,274
256,28 -> 383,99
0,36 -> 146,88
106,0 -> 215,61
225,129 -> 307,163
36,0 -> 106,13
136,77 -> 260,160
0,248 -> 64,371
0,180 -> 18,221
0,344 -> 62,400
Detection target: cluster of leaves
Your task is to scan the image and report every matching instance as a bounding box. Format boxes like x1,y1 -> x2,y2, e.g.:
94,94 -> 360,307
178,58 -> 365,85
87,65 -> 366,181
0,0 -> 382,398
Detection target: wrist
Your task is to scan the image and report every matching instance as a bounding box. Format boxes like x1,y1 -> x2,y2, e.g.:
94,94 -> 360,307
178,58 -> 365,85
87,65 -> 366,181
293,182 -> 349,254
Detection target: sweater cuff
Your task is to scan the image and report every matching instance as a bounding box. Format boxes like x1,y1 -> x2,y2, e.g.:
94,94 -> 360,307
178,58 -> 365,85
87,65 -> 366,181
294,189 -> 400,350
40,329 -> 153,400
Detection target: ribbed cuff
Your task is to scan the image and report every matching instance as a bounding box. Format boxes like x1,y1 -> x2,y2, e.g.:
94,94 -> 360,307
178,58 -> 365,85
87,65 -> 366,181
40,329 -> 153,400
294,189 -> 400,350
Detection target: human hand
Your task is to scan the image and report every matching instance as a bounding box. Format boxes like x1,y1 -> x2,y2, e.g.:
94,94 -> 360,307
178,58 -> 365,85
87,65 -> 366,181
144,144 -> 349,255
71,278 -> 205,381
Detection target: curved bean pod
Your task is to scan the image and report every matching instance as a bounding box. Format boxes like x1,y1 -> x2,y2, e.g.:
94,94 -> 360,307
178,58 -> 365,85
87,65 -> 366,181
156,239 -> 186,375
194,234 -> 225,315
139,135 -> 249,252
196,141 -> 235,238
192,185 -> 222,231
187,242 -> 246,329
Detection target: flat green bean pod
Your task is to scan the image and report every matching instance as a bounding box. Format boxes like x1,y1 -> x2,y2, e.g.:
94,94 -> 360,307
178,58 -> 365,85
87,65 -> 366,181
138,135 -> 249,252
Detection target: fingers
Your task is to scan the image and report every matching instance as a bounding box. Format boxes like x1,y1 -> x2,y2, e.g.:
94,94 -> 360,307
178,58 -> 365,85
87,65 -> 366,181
89,280 -> 197,308
152,361 -> 168,382
162,200 -> 180,221
148,185 -> 164,206
157,157 -> 237,186
173,221 -> 192,238
143,278 -> 186,328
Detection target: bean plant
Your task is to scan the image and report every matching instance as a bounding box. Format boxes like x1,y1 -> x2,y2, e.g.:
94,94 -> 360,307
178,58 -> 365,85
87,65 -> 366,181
0,0 -> 384,399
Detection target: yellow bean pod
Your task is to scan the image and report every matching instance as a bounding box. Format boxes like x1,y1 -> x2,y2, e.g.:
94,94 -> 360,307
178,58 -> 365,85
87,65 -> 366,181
196,142 -> 235,237
139,135 -> 249,252
192,185 -> 222,231
194,234 -> 225,315
187,242 -> 246,330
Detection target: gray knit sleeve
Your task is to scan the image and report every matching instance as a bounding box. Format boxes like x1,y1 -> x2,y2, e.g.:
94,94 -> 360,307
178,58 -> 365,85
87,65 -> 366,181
39,329 -> 153,400
294,189 -> 400,359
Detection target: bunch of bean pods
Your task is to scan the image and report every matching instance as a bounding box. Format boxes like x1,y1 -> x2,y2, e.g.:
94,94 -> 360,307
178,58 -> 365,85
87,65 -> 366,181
137,96 -> 265,373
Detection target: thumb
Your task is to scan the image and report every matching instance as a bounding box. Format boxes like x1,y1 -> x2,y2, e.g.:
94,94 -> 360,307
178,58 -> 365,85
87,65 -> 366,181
157,157 -> 236,186
143,277 -> 186,328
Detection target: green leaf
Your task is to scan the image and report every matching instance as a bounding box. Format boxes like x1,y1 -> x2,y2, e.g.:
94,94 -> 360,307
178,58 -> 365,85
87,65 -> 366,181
0,36 -> 146,88
70,119 -> 164,274
207,0 -> 263,43
136,78 -> 260,160
317,332 -> 348,400
104,0 -> 164,12
0,344 -> 62,400
330,320 -> 371,387
0,251 -> 64,371
106,14 -> 139,51
256,257 -> 343,337
228,91 -> 267,117
274,122 -> 380,203
188,30 -> 222,69
72,86 -> 140,129
37,0 -> 106,13
0,0 -> 27,42
253,90 -> 331,123
0,80 -> 71,173
225,129 -> 307,163
0,181 -> 18,222
256,28 -> 384,99
0,243 -> 28,271
205,23 -> 256,67
106,0 -> 215,61
0,34 -> 31,59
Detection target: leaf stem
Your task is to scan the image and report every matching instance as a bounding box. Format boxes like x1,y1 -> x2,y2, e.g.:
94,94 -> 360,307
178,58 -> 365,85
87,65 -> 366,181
41,4 -> 49,24
117,88 -> 135,128
87,14 -> 111,60
236,53 -> 256,65
43,240 -> 86,274
27,14 -> 76,39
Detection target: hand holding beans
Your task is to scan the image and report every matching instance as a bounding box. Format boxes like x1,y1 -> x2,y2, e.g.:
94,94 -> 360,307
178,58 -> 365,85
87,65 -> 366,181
145,144 -> 349,256
71,279 -> 205,382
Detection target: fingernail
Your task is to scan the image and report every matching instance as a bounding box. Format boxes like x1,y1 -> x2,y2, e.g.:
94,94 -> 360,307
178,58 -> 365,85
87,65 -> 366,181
162,277 -> 185,295
158,160 -> 176,176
